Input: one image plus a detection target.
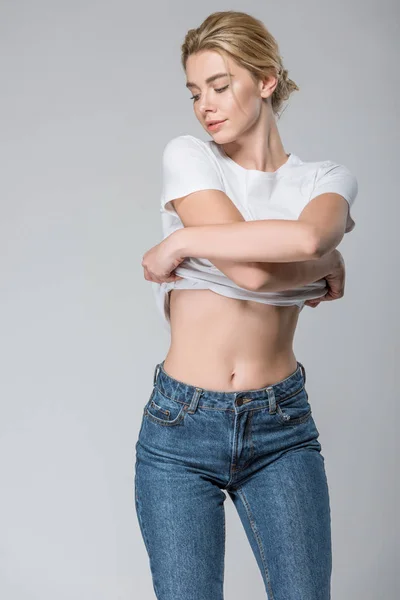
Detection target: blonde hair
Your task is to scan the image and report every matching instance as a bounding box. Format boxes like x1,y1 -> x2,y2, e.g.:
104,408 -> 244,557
181,10 -> 299,119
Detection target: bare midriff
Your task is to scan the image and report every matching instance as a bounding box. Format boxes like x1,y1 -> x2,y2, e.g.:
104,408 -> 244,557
163,288 -> 301,392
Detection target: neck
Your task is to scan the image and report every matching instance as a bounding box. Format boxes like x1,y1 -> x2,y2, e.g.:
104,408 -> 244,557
220,110 -> 288,172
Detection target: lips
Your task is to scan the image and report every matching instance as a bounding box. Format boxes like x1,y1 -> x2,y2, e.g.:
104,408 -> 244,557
206,119 -> 226,126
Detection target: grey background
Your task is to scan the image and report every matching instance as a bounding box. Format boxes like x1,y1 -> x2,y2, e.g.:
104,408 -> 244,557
0,1 -> 398,598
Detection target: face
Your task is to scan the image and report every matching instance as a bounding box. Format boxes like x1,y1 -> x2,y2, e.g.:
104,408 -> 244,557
185,50 -> 275,141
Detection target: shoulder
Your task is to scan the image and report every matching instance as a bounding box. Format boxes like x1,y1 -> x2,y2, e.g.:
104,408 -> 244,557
295,156 -> 358,190
162,134 -> 209,156
313,159 -> 358,196
294,155 -> 355,176
162,134 -> 221,175
314,159 -> 357,180
304,158 -> 358,211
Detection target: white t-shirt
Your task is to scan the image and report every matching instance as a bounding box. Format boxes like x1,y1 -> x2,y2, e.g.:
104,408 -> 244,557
152,134 -> 358,332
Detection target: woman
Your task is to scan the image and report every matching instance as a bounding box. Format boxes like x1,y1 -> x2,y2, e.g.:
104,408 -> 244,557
135,11 -> 357,600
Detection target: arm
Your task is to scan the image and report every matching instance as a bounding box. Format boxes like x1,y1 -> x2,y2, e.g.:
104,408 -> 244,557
169,165 -> 358,265
254,250 -> 341,293
160,135 -> 313,290
169,189 -> 315,292
170,186 -> 354,265
168,189 -> 339,292
161,136 -> 357,282
171,219 -> 316,265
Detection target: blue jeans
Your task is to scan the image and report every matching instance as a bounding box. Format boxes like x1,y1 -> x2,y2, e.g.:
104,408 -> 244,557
134,360 -> 331,599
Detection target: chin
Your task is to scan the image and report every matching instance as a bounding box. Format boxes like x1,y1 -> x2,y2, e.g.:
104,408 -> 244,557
213,132 -> 235,144
207,129 -> 232,140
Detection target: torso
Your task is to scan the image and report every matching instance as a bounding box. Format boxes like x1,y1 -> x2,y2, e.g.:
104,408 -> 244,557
163,288 -> 301,392
158,137 -> 332,391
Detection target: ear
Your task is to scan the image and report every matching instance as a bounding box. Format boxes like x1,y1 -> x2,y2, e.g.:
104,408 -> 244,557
258,70 -> 279,99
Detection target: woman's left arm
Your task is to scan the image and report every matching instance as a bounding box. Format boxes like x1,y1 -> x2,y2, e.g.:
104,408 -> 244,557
167,191 -> 351,265
168,219 -> 317,264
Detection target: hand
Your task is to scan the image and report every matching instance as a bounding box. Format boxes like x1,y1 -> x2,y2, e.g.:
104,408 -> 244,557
141,234 -> 185,284
304,250 -> 346,308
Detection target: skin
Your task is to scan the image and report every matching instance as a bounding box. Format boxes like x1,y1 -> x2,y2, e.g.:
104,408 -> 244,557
147,50 -> 329,391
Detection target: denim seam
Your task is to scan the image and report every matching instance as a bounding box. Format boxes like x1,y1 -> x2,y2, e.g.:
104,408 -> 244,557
276,404 -> 312,426
232,410 -> 255,472
150,398 -> 170,416
247,410 -> 255,464
154,383 -> 305,412
236,486 -> 275,600
226,406 -> 239,488
135,478 -> 161,598
144,407 -> 186,426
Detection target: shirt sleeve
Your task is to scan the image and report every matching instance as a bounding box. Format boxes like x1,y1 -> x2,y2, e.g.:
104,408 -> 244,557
309,161 -> 358,233
161,135 -> 225,216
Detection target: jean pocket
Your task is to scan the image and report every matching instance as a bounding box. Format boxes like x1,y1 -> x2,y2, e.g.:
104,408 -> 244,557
144,386 -> 187,426
275,386 -> 312,426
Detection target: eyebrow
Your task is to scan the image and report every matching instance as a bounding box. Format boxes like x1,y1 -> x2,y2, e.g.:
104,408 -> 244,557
185,72 -> 234,90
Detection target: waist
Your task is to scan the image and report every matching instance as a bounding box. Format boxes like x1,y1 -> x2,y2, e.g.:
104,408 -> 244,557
164,288 -> 301,391
153,359 -> 307,403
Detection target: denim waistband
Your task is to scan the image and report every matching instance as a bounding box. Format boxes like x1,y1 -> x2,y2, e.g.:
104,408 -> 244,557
153,360 -> 307,410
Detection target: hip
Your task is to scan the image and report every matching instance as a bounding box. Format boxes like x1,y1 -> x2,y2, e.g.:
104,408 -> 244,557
135,359 -> 323,490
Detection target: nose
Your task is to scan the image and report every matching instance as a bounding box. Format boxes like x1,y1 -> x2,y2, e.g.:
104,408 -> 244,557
199,104 -> 218,117
198,95 -> 218,117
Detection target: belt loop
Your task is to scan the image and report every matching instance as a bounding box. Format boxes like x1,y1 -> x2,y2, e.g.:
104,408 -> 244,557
268,387 -> 277,414
153,363 -> 161,386
187,388 -> 202,414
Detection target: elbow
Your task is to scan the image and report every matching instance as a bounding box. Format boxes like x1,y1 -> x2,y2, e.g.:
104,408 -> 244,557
303,223 -> 344,259
305,226 -> 323,259
234,270 -> 270,292
235,275 -> 261,292
246,271 -> 271,292
309,232 -> 346,259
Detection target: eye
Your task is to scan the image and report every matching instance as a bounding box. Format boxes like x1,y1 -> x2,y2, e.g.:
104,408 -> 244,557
215,85 -> 229,94
190,85 -> 229,102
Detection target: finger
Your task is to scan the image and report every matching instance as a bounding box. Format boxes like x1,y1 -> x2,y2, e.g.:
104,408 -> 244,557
143,266 -> 163,283
307,300 -> 320,308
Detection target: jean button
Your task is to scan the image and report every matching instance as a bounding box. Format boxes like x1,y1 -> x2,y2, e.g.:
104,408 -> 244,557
236,397 -> 244,406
